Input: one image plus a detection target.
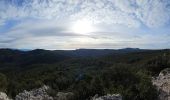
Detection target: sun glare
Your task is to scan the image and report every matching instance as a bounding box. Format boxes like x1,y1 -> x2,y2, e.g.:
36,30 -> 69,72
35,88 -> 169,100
71,19 -> 95,34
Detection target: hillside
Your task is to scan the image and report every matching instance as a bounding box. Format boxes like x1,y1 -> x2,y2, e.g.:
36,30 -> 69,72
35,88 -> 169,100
0,48 -> 169,100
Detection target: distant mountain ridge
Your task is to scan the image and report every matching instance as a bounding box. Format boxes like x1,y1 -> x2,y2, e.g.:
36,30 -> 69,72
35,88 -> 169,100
0,48 -> 146,65
0,48 -> 144,58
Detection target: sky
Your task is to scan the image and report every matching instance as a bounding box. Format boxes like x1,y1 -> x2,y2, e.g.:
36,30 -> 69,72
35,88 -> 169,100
0,0 -> 170,50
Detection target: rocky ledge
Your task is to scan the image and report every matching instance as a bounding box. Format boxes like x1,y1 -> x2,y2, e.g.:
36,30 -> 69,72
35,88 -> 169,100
152,68 -> 170,100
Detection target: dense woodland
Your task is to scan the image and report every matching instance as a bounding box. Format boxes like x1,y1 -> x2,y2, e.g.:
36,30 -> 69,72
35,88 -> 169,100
0,48 -> 170,100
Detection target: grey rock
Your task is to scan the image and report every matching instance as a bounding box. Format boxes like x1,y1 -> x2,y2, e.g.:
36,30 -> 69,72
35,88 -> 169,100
0,92 -> 12,100
15,85 -> 53,100
152,68 -> 170,100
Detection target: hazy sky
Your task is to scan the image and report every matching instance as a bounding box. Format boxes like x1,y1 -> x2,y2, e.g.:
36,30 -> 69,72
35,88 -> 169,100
0,0 -> 170,50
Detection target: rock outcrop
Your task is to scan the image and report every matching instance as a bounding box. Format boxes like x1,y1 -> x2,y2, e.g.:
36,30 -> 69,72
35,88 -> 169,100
0,85 -> 75,100
91,94 -> 122,100
0,92 -> 12,100
15,85 -> 53,100
152,68 -> 170,100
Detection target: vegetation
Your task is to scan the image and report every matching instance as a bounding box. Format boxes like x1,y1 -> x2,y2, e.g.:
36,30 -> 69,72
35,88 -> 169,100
0,73 -> 8,92
0,48 -> 169,100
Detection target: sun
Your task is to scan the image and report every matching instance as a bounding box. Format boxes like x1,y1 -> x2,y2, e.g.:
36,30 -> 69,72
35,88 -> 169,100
71,19 -> 95,34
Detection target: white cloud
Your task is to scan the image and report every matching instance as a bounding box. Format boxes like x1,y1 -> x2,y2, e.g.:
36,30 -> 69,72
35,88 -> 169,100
0,0 -> 170,28
0,0 -> 170,49
135,0 -> 170,27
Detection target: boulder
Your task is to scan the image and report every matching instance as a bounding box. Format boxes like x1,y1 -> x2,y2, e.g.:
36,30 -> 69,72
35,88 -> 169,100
152,68 -> 170,100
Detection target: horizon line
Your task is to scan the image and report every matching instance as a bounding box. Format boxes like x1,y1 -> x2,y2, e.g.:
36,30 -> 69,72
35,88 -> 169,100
0,47 -> 169,51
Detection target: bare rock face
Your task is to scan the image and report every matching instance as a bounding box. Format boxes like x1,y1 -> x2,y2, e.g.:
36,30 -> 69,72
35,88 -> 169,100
15,85 -> 53,100
152,68 -> 170,100
0,92 -> 12,100
91,94 -> 122,100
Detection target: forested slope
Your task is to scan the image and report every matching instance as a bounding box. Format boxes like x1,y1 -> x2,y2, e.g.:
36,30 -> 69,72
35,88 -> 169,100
0,49 -> 169,100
